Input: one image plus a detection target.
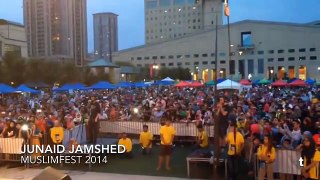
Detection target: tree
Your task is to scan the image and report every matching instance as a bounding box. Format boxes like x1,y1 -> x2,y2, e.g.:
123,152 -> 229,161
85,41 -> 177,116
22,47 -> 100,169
1,52 -> 26,85
95,68 -> 111,83
58,63 -> 81,84
132,67 -> 150,81
158,67 -> 191,80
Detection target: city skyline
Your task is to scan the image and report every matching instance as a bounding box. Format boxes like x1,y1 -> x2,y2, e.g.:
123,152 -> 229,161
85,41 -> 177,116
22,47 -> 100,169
0,0 -> 319,52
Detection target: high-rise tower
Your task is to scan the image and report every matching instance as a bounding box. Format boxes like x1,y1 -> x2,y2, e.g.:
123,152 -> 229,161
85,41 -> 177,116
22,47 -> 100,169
23,0 -> 87,66
144,0 -> 222,44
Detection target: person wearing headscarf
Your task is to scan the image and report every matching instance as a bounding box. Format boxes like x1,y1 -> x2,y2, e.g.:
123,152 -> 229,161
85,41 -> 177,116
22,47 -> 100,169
300,136 -> 320,180
1,120 -> 17,138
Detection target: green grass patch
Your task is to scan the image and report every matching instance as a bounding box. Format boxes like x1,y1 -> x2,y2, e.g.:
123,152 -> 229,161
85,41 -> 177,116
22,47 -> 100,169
53,144 -> 191,178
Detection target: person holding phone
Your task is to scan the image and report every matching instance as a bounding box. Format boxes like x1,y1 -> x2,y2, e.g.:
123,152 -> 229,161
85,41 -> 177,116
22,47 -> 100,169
257,135 -> 276,180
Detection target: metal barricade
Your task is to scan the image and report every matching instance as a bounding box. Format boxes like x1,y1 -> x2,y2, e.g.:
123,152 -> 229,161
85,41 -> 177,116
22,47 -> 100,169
99,120 -> 214,142
63,124 -> 87,147
253,149 -> 307,180
0,138 -> 24,162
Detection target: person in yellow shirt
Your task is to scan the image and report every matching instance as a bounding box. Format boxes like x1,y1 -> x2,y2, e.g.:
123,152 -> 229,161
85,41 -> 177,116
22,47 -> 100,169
301,137 -> 320,180
157,119 -> 176,171
118,132 -> 133,158
195,124 -> 208,149
50,120 -> 64,145
225,119 -> 245,180
257,135 -> 276,180
139,125 -> 153,155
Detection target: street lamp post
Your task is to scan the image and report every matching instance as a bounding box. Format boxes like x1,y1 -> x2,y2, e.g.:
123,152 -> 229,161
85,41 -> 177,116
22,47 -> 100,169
270,69 -> 274,80
152,64 -> 159,81
219,70 -> 224,78
213,6 -> 220,178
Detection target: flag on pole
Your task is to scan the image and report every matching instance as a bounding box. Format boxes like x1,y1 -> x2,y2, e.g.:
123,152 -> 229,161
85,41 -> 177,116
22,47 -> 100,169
224,3 -> 230,17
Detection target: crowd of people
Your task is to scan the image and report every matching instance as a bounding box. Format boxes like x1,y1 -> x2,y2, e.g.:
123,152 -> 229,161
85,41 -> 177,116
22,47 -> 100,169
0,84 -> 320,179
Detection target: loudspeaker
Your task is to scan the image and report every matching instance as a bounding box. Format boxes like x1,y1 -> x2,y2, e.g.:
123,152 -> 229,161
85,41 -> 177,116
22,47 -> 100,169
33,166 -> 72,180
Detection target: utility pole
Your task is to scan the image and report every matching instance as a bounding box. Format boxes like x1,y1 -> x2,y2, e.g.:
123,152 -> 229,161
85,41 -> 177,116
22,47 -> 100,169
213,5 -> 220,178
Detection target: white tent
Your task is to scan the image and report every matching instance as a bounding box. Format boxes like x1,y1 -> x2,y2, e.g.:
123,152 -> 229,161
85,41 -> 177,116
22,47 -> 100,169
161,77 -> 175,82
217,79 -> 241,90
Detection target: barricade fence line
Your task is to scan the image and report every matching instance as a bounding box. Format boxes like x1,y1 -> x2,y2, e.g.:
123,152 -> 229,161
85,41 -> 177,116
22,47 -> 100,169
0,124 -> 87,163
99,121 -> 214,138
253,149 -> 320,179
63,124 -> 87,147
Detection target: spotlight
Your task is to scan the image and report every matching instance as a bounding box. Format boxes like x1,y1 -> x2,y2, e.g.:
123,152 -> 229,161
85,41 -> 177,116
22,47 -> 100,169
21,124 -> 29,131
133,108 -> 139,114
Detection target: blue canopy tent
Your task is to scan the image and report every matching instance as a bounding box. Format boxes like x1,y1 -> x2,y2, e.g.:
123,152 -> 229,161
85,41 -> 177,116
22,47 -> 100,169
54,83 -> 87,91
252,79 -> 261,86
217,79 -> 226,84
90,81 -> 116,90
306,78 -> 316,85
116,82 -> 134,88
134,82 -> 148,88
0,84 -> 17,94
160,77 -> 175,85
16,84 -> 41,94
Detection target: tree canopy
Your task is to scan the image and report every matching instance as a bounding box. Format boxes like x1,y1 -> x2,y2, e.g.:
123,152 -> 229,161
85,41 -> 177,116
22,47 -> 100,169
0,52 -> 110,86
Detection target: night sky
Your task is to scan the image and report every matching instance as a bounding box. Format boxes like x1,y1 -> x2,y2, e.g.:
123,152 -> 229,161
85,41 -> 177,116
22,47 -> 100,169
0,0 -> 318,51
